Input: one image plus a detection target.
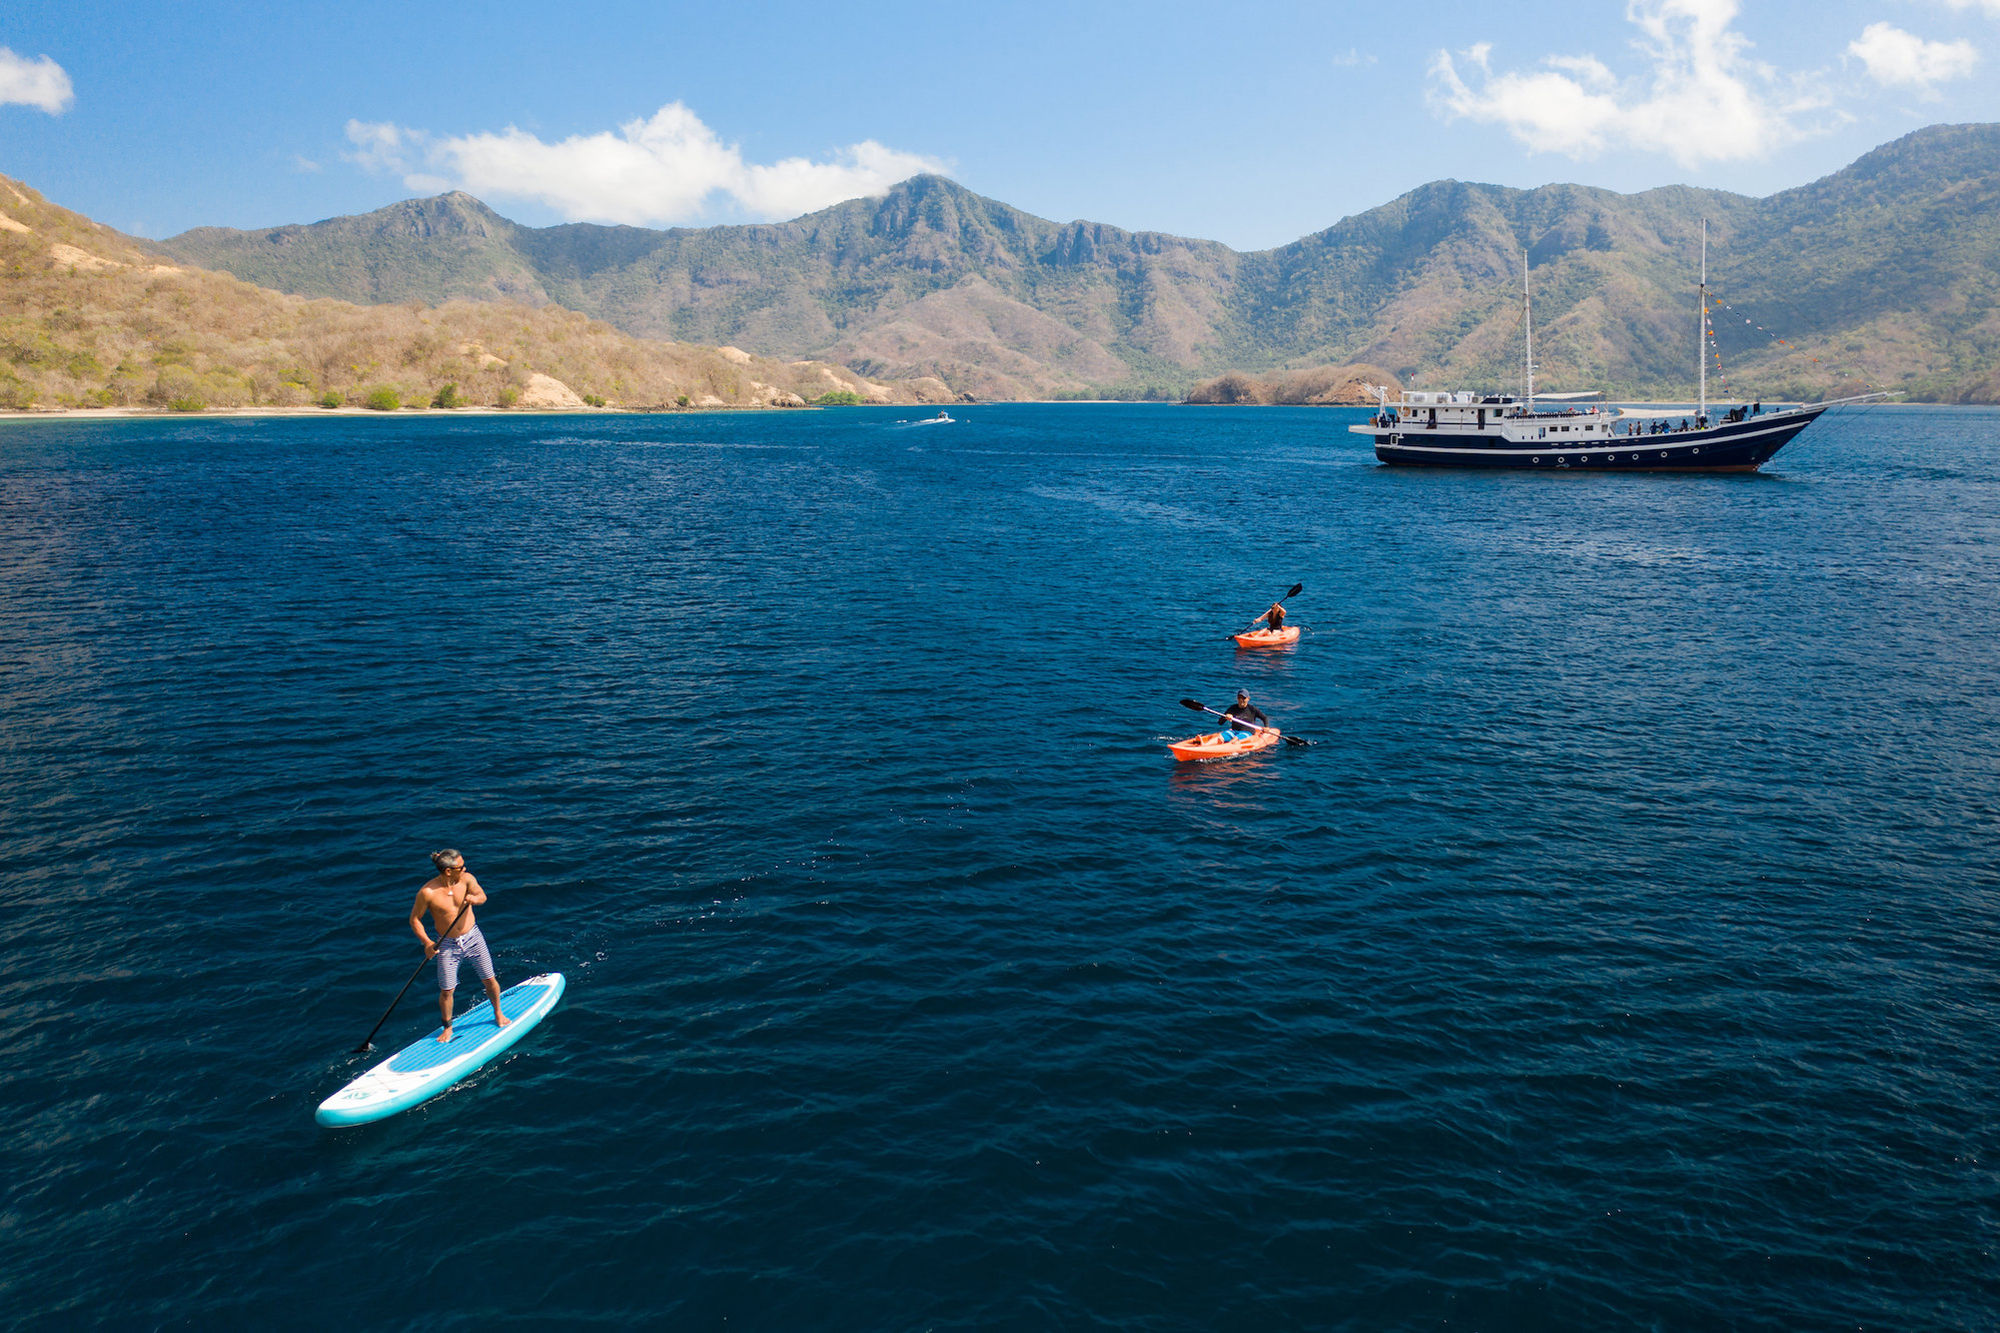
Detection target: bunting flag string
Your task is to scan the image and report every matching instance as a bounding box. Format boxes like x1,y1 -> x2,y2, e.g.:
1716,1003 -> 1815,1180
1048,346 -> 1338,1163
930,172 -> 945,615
1703,299 -> 1733,399
1706,292 -> 1888,397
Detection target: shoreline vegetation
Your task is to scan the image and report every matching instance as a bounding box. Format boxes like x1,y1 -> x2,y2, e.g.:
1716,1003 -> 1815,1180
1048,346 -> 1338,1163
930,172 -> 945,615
0,402 -> 914,420
1183,364 -> 1400,406
1,398 -> 1953,424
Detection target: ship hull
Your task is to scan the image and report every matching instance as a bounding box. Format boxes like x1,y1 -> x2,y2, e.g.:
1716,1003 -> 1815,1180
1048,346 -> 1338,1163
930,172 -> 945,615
1369,408 -> 1823,472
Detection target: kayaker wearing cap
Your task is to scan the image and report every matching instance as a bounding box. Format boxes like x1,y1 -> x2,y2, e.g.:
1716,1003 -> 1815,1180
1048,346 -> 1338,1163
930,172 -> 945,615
1220,690 -> 1269,741
408,849 -> 510,1044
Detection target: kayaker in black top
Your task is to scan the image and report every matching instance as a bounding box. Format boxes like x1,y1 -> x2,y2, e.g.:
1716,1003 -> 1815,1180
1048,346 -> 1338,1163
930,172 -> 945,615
1222,690 -> 1269,737
1263,603 -> 1287,633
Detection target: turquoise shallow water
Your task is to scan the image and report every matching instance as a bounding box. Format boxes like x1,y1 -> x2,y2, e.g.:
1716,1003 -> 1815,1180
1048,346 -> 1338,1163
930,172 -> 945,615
3,403 -> 1999,1328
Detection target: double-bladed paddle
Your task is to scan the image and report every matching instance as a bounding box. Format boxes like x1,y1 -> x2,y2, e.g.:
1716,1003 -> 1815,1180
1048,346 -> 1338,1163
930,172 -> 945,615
1179,697 -> 1313,747
1230,582 -> 1304,639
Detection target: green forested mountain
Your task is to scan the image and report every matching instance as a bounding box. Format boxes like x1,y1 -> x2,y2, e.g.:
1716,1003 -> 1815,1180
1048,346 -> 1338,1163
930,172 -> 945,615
158,124 -> 2000,402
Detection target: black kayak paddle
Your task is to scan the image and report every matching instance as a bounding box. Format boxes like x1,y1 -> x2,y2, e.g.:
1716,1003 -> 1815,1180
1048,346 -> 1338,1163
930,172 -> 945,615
1230,582 -> 1304,639
1179,697 -> 1312,747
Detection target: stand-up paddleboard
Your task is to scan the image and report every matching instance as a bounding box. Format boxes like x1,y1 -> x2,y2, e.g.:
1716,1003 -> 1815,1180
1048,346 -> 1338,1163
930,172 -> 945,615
316,973 -> 565,1127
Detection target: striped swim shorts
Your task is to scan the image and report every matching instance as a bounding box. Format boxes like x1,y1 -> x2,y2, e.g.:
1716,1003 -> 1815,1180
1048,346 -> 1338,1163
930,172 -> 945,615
436,926 -> 496,992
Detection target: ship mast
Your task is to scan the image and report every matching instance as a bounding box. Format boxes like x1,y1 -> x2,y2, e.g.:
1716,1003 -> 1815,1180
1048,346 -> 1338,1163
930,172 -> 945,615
1522,248 -> 1535,412
1698,218 -> 1707,420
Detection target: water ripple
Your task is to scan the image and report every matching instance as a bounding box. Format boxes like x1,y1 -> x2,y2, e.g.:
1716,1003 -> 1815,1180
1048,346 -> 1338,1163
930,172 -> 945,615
3,405 -> 2000,1328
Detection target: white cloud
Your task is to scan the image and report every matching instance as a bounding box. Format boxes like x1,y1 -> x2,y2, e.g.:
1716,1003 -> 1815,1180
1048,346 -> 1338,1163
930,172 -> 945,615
1429,0 -> 1824,166
0,47 -> 73,114
343,120 -> 409,175
1331,48 -> 1378,67
1937,0 -> 2000,16
1848,22 -> 1979,91
343,103 -> 947,225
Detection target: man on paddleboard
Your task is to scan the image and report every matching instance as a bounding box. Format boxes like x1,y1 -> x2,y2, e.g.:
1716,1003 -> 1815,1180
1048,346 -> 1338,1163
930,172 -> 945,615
1221,690 -> 1269,740
409,849 -> 510,1043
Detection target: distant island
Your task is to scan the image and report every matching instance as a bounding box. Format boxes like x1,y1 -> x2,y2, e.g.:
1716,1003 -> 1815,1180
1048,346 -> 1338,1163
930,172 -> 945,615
4,123 -> 1998,414
1184,364 -> 1399,406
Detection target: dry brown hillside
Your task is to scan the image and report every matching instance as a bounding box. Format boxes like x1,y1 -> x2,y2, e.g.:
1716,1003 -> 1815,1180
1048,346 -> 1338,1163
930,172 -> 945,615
0,177 -> 954,412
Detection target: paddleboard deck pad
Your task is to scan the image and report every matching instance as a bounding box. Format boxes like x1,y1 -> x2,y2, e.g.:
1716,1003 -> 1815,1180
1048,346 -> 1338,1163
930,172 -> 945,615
316,972 -> 565,1127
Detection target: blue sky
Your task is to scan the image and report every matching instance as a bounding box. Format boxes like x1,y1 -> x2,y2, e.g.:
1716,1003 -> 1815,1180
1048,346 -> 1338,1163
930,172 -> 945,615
2,0 -> 1996,248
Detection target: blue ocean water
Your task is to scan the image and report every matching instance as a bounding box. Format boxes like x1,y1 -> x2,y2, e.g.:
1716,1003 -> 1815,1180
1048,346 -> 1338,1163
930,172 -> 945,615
3,403 -> 1999,1329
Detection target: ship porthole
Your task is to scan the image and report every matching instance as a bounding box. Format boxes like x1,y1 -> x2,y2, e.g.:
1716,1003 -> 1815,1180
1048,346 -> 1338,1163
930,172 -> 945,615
1659,451 -> 1668,458
1532,457 -> 1540,463
1693,448 -> 1700,454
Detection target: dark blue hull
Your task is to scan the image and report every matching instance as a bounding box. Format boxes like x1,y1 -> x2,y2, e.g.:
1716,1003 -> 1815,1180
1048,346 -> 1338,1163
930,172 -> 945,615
1372,408 -> 1824,471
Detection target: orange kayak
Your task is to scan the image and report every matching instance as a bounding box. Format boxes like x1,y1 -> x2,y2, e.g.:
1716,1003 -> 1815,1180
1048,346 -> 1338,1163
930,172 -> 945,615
1169,728 -> 1281,762
1233,627 -> 1300,648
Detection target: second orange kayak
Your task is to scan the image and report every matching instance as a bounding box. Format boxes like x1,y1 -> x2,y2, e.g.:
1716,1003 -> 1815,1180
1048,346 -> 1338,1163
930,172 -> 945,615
1233,627 -> 1301,648
1169,728 -> 1282,762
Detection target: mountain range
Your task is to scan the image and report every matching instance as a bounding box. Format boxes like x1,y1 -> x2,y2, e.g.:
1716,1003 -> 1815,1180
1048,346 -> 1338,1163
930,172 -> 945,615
0,178 -> 951,413
157,123 -> 2000,403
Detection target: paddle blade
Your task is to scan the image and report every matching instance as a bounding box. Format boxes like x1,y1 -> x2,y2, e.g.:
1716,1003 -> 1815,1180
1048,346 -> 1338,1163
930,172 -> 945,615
1284,734 -> 1311,748
1179,698 -> 1208,712
352,1042 -> 374,1054
1285,582 -> 1303,599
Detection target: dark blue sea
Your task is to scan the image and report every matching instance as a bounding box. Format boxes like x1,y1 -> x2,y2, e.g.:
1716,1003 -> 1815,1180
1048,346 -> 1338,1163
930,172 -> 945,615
4,404 -> 2000,1330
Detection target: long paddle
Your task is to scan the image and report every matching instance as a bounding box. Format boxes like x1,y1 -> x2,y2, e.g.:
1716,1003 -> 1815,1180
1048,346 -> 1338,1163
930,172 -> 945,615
1180,697 -> 1312,748
352,892 -> 476,1054
1231,582 -> 1304,639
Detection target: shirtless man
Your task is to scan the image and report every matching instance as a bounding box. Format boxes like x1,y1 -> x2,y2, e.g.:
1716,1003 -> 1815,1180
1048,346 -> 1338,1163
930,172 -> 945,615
408,849 -> 510,1043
